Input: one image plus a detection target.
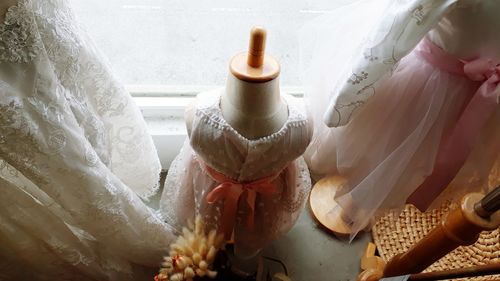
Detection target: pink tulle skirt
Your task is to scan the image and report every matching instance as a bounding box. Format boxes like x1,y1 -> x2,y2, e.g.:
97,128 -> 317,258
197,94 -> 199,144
306,38 -> 500,238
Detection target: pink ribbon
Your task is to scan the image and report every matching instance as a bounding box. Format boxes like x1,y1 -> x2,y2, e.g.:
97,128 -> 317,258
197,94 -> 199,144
408,38 -> 500,211
202,163 -> 280,240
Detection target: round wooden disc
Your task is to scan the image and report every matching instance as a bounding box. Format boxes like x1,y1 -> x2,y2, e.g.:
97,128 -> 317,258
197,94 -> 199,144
229,52 -> 280,83
309,175 -> 353,237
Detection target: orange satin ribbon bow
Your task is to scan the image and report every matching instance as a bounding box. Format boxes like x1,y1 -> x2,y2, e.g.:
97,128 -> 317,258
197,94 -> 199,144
203,164 -> 280,240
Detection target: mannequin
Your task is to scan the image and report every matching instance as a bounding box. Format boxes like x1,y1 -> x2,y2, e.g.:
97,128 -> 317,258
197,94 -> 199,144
307,0 -> 500,238
186,26 -> 288,139
160,26 -> 312,260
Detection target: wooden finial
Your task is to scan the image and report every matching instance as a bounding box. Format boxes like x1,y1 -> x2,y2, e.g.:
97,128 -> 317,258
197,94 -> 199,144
247,26 -> 266,68
229,26 -> 280,83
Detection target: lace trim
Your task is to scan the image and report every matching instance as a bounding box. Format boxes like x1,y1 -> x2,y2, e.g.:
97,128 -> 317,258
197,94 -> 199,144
0,0 -> 41,63
281,157 -> 311,213
195,90 -> 309,144
196,111 -> 308,143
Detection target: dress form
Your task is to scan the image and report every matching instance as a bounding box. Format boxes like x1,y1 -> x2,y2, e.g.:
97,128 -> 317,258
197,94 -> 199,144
310,1 -> 500,237
186,27 -> 288,139
181,27 -> 303,270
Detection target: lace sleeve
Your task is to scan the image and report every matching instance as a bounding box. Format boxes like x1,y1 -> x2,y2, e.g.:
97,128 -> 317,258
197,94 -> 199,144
323,0 -> 458,127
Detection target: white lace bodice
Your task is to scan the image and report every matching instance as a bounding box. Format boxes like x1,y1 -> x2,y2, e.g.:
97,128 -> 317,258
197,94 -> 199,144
190,89 -> 312,182
323,0 -> 500,127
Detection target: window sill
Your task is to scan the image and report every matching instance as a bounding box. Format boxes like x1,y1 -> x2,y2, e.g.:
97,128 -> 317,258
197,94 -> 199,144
133,96 -> 189,169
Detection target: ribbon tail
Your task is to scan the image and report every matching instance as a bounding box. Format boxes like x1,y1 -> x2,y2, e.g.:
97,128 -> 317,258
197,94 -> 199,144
221,185 -> 244,240
245,190 -> 256,231
220,198 -> 237,240
206,183 -> 232,203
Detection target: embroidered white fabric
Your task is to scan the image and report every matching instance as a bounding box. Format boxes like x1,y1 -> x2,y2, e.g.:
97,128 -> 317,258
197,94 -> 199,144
308,0 -> 500,128
0,0 -> 175,280
160,89 -> 312,258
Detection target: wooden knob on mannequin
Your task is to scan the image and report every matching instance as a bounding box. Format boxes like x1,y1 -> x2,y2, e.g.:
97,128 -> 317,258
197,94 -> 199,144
247,27 -> 266,67
229,26 -> 280,83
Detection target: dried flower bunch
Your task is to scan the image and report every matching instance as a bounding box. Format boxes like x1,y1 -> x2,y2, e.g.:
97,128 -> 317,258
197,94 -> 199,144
155,215 -> 225,281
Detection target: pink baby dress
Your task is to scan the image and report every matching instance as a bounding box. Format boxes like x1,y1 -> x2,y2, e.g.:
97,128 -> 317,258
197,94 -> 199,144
301,0 -> 500,239
160,89 -> 312,257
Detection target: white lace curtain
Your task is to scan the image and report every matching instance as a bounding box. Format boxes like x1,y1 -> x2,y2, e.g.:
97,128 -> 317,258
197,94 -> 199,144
0,0 -> 175,280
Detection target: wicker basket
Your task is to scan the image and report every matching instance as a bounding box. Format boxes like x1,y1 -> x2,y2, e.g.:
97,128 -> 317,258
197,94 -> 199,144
372,203 -> 500,281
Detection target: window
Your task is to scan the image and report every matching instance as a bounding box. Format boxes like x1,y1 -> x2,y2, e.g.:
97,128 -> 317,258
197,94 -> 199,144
70,0 -> 353,90
69,0 -> 353,167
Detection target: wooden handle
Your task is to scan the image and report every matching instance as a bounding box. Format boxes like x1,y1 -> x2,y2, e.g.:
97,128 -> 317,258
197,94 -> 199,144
475,185 -> 500,218
357,191 -> 500,281
383,206 -> 482,277
247,26 -> 266,68
408,263 -> 500,280
383,193 -> 499,277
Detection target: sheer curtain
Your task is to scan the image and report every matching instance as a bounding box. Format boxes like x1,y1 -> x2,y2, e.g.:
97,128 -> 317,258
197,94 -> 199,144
299,0 -> 391,176
0,0 -> 175,280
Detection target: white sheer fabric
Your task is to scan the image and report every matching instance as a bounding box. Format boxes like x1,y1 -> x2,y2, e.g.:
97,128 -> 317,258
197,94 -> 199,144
0,0 -> 175,280
301,0 -> 500,240
160,89 -> 312,258
300,0 -> 391,176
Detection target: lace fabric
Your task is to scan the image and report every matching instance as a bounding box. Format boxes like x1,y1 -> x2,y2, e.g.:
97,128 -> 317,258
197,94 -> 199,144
0,1 -> 175,280
160,89 -> 312,258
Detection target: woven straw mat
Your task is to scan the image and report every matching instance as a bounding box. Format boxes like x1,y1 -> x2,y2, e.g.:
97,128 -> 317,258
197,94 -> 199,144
372,203 -> 499,281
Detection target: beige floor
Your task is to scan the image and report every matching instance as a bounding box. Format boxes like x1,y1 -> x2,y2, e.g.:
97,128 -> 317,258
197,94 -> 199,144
262,208 -> 371,281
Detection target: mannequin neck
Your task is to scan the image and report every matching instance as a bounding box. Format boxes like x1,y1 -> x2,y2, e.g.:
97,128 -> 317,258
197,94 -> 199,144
220,73 -> 288,139
223,73 -> 282,119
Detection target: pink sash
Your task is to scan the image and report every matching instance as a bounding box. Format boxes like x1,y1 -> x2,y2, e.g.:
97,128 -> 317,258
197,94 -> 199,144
408,38 -> 499,210
200,161 -> 281,240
